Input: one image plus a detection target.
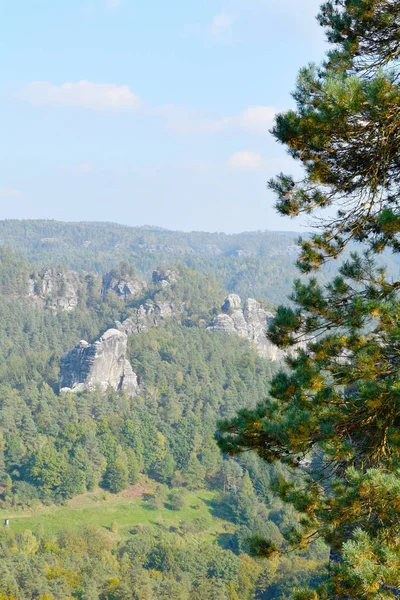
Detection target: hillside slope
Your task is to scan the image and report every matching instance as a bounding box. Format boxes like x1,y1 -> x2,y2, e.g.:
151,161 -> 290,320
0,220 -> 301,304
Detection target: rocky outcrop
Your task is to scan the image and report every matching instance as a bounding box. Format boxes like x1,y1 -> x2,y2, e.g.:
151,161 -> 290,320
222,293 -> 242,311
59,328 -> 138,396
28,269 -> 81,311
28,265 -> 147,311
102,273 -> 146,298
58,268 -> 183,396
208,294 -> 285,361
116,299 -> 182,335
117,289 -> 286,361
115,269 -> 182,335
152,268 -> 178,288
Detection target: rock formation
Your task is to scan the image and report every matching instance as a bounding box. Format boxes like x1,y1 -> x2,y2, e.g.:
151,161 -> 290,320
152,268 -> 178,288
59,269 -> 297,399
58,268 -> 182,395
102,273 -> 146,298
208,294 -> 285,361
29,269 -> 80,311
29,266 -> 147,312
116,300 -> 180,335
59,328 -> 138,396
116,269 -> 181,335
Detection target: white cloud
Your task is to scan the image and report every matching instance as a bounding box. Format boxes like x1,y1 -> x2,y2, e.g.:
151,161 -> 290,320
237,106 -> 276,133
20,81 -> 141,111
157,104 -> 277,136
105,0 -> 121,9
155,105 -> 227,135
228,151 -> 263,171
18,80 -> 277,136
0,188 -> 23,198
209,13 -> 234,35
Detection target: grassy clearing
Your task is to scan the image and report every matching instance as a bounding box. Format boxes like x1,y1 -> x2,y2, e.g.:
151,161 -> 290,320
0,485 -> 233,540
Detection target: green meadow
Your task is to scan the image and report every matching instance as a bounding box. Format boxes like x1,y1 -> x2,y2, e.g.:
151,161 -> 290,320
0,486 -> 233,540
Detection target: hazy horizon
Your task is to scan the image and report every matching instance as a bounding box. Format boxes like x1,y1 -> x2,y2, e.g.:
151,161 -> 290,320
0,216 -> 307,237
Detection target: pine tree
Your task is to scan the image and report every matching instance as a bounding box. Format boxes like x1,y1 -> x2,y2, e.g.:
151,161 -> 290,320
103,447 -> 129,494
155,452 -> 176,484
28,442 -> 67,493
218,1 -> 400,596
183,453 -> 206,490
126,448 -> 140,485
239,471 -> 254,498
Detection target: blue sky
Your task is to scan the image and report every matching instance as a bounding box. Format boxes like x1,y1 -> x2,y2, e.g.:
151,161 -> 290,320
1,0 -> 326,233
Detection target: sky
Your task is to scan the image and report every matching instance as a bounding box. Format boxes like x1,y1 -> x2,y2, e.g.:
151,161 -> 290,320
0,0 -> 327,233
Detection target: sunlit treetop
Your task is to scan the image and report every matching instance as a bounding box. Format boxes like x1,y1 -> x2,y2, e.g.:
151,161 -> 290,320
269,0 -> 400,274
320,0 -> 400,71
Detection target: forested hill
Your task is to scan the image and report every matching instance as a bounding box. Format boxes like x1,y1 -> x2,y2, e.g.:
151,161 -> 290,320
1,220 -> 399,597
0,220 -> 301,305
0,247 -> 326,598
0,219 -> 299,258
3,219 -> 400,308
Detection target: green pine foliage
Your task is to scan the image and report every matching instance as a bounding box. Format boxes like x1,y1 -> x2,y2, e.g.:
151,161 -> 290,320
219,1 -> 400,597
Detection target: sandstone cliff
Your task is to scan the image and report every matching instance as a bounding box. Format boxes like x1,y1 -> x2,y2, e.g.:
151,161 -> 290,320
117,288 -> 285,361
29,268 -> 81,311
59,328 -> 138,396
208,294 -> 284,361
116,300 -> 181,335
102,272 -> 147,298
116,269 -> 181,335
58,269 -> 181,395
58,271 -> 288,398
29,266 -> 147,311
152,268 -> 178,288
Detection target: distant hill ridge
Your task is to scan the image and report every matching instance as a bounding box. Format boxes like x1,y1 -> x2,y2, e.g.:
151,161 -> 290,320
0,219 -> 302,305
2,220 -> 400,307
0,219 -> 300,256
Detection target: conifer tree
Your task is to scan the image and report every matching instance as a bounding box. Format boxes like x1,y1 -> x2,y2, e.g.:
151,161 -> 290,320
126,448 -> 140,485
218,1 -> 400,596
183,453 -> 206,490
103,447 -> 129,494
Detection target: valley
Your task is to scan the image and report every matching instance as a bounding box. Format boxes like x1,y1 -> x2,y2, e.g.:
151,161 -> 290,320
0,226 -> 326,598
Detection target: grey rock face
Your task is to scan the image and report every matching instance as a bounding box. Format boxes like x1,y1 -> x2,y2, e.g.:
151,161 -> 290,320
117,302 -> 159,335
29,267 -> 146,312
116,299 -> 179,336
208,313 -> 237,335
102,273 -> 146,298
29,269 -> 80,311
115,269 -> 182,335
208,295 -> 284,361
222,293 -> 242,312
152,268 -> 178,288
244,298 -> 284,361
60,328 -> 139,396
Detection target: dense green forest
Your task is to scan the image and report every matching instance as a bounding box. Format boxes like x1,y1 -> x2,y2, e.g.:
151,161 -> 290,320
2,219 -> 399,307
0,245 -> 326,599
2,213 -> 399,598
0,220 -> 303,304
2,0 -> 399,595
